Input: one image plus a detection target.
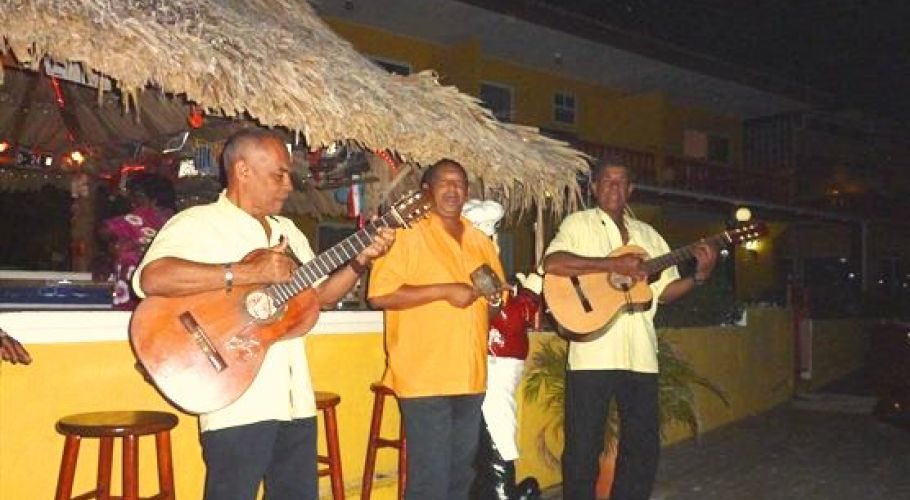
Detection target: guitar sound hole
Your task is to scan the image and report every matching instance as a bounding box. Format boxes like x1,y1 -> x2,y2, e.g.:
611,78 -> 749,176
609,274 -> 633,292
245,290 -> 279,321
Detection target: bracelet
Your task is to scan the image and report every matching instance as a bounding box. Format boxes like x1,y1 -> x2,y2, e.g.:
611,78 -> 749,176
223,263 -> 234,293
349,259 -> 370,276
693,274 -> 706,286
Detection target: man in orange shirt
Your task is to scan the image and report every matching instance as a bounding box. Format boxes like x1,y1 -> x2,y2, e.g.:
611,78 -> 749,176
369,159 -> 505,500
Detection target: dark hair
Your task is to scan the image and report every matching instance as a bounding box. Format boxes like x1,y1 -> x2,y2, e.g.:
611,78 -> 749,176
126,173 -> 175,209
421,158 -> 468,186
221,128 -> 285,173
591,161 -> 634,183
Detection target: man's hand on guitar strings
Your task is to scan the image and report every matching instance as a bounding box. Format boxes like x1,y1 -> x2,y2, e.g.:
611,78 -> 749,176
692,242 -> 718,280
241,238 -> 299,284
358,226 -> 396,263
608,253 -> 647,281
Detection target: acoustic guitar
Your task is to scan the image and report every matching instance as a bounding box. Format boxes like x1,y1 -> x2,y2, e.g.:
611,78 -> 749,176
543,222 -> 767,338
129,191 -> 430,414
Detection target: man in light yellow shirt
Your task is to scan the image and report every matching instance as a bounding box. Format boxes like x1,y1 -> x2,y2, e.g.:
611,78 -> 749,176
133,128 -> 394,500
543,162 -> 717,500
369,159 -> 504,500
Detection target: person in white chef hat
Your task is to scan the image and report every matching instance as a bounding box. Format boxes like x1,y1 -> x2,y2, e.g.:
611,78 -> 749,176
462,199 -> 541,500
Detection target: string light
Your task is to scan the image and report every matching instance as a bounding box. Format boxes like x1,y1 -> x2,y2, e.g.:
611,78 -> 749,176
374,148 -> 398,175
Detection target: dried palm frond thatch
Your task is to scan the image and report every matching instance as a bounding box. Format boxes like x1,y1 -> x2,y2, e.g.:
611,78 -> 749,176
0,0 -> 588,215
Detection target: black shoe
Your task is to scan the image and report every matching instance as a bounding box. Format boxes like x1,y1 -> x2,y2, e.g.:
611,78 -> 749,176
515,477 -> 541,500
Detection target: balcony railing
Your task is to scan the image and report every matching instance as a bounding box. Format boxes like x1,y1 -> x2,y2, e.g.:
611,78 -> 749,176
661,156 -> 793,204
575,140 -> 793,205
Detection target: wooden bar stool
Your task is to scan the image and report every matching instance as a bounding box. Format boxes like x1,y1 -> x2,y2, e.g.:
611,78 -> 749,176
361,383 -> 407,500
315,391 -> 345,500
54,410 -> 178,500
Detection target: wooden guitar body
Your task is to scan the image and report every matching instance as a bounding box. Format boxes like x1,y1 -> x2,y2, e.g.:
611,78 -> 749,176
543,222 -> 767,340
543,245 -> 653,339
129,285 -> 320,414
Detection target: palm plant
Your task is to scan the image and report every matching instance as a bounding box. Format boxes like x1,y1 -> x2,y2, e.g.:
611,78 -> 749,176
523,335 -> 728,468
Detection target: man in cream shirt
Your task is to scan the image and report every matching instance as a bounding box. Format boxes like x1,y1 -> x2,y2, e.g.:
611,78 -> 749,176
543,162 -> 717,500
133,128 -> 394,500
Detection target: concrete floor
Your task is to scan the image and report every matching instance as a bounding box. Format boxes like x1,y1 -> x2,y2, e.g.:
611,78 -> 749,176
541,372 -> 910,499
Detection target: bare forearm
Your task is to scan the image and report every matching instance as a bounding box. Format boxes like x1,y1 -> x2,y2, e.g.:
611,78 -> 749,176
543,251 -> 615,276
140,257 -> 267,297
139,258 -> 228,297
369,284 -> 453,310
658,276 -> 698,304
315,265 -> 363,307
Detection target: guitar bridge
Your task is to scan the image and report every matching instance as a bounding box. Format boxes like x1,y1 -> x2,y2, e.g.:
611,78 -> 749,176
179,312 -> 227,372
569,276 -> 594,313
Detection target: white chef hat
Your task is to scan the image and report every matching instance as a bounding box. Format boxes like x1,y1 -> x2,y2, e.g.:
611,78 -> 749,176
462,199 -> 505,237
515,272 -> 543,295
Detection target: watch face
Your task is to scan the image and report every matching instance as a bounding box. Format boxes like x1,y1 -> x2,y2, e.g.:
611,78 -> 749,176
244,290 -> 278,321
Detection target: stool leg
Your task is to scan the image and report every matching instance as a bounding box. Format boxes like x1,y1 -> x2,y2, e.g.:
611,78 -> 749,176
122,435 -> 139,500
323,406 -> 345,500
55,435 -> 81,500
360,391 -> 385,500
398,428 -> 407,500
97,437 -> 113,500
155,430 -> 176,500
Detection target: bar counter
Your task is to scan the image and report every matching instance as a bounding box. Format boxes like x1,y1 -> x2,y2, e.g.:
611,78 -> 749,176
0,309 -> 562,499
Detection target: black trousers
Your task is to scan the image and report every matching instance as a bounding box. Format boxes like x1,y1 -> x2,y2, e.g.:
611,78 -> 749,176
200,417 -> 318,500
399,393 -> 485,500
562,370 -> 659,500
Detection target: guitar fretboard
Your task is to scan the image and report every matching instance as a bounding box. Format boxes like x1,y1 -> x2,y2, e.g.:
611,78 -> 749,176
265,211 -> 399,307
642,233 -> 731,276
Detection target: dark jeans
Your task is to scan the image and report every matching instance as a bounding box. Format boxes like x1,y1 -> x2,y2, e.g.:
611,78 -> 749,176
200,418 -> 318,500
562,370 -> 659,500
399,393 -> 485,500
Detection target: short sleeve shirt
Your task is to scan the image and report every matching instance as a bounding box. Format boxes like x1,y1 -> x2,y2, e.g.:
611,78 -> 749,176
368,213 -> 505,398
545,208 -> 679,373
133,192 -> 317,432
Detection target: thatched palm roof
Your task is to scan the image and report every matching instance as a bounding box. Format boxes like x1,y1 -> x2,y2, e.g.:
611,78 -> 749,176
0,0 -> 588,214
0,66 -> 188,155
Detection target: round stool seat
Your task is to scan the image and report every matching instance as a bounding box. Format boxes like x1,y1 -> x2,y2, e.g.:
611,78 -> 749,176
315,391 -> 341,409
57,411 -> 178,438
369,382 -> 395,396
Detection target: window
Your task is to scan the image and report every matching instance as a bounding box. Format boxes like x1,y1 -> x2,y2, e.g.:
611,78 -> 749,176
371,57 -> 411,76
707,135 -> 730,163
684,129 -> 730,163
479,82 -> 513,123
553,92 -> 576,125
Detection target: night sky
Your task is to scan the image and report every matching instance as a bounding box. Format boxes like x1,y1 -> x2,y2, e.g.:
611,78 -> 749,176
533,0 -> 910,125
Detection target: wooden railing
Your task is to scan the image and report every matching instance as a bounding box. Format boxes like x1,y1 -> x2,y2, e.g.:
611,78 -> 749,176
575,139 -> 794,205
661,156 -> 793,204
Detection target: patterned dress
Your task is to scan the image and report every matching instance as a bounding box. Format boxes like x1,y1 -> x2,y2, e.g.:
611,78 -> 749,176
102,206 -> 173,310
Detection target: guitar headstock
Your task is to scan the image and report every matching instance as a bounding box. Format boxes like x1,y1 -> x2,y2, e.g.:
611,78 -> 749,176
725,221 -> 768,246
388,190 -> 432,228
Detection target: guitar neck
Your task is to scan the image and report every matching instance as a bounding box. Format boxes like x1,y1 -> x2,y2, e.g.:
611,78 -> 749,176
266,211 -> 396,306
642,233 -> 730,276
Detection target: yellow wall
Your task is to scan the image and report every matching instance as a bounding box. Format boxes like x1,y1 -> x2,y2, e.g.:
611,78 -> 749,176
2,308 -> 870,498
800,318 -> 868,392
661,307 -> 795,441
323,18 -> 740,164
0,333 -> 400,500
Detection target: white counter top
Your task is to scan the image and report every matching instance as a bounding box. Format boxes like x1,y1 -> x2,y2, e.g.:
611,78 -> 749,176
0,309 -> 384,344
